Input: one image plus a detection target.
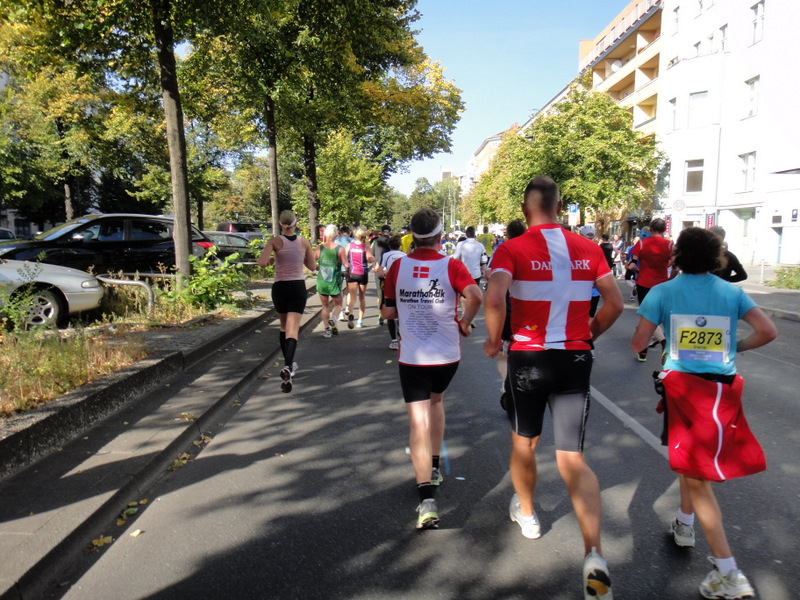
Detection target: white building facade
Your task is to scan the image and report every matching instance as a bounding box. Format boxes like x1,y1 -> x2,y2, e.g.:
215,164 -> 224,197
657,0 -> 800,264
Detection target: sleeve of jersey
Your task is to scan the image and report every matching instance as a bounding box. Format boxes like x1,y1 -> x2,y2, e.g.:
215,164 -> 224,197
737,287 -> 758,318
488,243 -> 513,277
447,258 -> 478,294
384,259 -> 401,301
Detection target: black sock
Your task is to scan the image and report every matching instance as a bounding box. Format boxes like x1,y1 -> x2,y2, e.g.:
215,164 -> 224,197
387,319 -> 397,339
432,455 -> 440,470
284,337 -> 297,366
417,482 -> 434,502
279,331 -> 286,356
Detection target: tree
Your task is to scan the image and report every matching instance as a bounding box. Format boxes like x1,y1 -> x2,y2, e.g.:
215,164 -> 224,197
470,76 -> 661,229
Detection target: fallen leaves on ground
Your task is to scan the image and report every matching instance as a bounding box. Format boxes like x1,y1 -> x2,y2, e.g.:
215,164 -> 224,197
168,452 -> 192,471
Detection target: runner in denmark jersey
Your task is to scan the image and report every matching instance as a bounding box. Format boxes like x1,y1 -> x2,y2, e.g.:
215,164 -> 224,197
383,248 -> 476,366
489,223 -> 612,352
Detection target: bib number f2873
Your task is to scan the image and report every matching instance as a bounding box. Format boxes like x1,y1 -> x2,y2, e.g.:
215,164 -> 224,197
670,314 -> 731,363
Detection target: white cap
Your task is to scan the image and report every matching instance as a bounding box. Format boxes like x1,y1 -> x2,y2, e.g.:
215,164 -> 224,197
579,225 -> 596,238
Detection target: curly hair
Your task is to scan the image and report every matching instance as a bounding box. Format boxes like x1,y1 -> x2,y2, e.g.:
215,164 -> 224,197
673,227 -> 722,274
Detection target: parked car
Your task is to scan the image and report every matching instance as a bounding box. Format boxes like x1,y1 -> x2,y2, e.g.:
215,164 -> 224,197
0,258 -> 104,327
0,214 -> 212,275
0,228 -> 15,240
202,232 -> 258,261
216,221 -> 270,234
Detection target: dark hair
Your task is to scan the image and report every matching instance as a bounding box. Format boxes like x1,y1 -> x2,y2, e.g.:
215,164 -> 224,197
650,218 -> 667,234
410,208 -> 441,248
601,234 -> 610,241
523,176 -> 560,211
507,219 -> 526,239
483,225 -> 489,233
387,236 -> 401,251
673,227 -> 721,274
708,225 -> 726,240
339,225 -> 351,235
466,226 -> 476,238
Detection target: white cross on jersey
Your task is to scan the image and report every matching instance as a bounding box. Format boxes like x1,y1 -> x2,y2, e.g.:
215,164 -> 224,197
508,227 -> 594,349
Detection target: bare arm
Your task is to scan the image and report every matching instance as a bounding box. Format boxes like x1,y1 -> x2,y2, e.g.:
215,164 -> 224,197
482,271 -> 511,358
591,274 -> 624,342
737,306 -> 778,352
303,239 -> 317,271
458,283 -> 483,337
257,236 -> 280,268
631,316 -> 659,353
338,246 -> 349,270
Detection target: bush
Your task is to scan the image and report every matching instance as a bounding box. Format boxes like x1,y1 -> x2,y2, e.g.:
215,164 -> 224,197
157,249 -> 252,310
768,266 -> 800,290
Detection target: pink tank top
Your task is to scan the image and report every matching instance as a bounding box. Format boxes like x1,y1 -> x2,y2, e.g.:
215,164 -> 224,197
274,235 -> 306,281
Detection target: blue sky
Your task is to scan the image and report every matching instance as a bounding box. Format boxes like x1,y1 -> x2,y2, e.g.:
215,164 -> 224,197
388,0 -> 632,195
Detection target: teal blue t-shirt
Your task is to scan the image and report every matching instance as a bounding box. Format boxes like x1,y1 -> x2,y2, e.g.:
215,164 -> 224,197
637,273 -> 757,375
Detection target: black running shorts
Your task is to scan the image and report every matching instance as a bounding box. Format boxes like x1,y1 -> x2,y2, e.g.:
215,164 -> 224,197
271,280 -> 308,314
506,350 -> 593,452
399,362 -> 459,403
348,273 -> 369,286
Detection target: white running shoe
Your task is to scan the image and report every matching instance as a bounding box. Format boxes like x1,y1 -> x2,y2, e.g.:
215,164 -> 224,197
323,328 -> 332,339
699,558 -> 755,599
389,339 -> 400,350
431,467 -> 443,486
508,494 -> 541,540
668,518 -> 696,547
338,310 -> 347,322
583,547 -> 613,599
279,363 -> 297,393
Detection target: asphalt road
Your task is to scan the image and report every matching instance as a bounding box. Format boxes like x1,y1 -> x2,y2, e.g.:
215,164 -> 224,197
56,287 -> 800,600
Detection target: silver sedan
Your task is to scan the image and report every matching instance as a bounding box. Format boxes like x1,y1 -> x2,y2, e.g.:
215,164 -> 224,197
0,259 -> 104,327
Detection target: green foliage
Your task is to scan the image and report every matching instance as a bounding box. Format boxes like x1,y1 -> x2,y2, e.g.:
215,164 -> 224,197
469,76 -> 661,226
768,267 -> 800,290
157,250 -> 251,310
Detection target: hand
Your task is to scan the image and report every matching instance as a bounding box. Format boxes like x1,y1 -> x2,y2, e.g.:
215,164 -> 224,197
483,337 -> 501,358
458,317 -> 472,337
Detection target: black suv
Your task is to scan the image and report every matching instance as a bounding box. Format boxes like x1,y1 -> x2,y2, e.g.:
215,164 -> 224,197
0,214 -> 212,274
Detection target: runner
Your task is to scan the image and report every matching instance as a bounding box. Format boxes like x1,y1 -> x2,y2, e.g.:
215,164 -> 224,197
631,227 -> 777,600
382,208 -> 482,530
376,236 -> 405,350
371,226 -> 392,323
630,219 -> 672,362
315,224 -> 349,339
258,210 -> 317,393
335,226 -> 354,320
477,225 -> 495,257
483,176 -> 622,600
345,227 -> 375,328
453,226 -> 487,286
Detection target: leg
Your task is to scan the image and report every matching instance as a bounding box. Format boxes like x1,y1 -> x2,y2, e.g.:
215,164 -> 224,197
429,391 -> 445,459
556,450 -> 603,555
678,473 -> 694,515
683,476 -> 732,559
319,294 -> 330,326
406,400 -> 434,485
357,284 -> 367,322
282,312 -> 302,366
510,432 -> 541,517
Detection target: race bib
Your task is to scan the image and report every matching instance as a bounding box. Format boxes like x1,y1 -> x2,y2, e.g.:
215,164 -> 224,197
670,314 -> 730,363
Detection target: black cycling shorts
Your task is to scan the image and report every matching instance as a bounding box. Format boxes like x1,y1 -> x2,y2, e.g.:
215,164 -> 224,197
399,362 -> 459,403
506,350 -> 593,452
271,280 -> 307,314
348,273 -> 369,286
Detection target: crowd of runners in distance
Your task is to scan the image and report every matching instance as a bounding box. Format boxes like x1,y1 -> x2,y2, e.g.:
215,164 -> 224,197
257,179 -> 777,600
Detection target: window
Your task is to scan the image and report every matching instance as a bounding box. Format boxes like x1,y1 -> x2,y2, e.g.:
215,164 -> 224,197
669,98 -> 678,130
744,76 -> 760,118
685,159 -> 705,193
739,152 -> 756,191
688,91 -> 708,128
672,6 -> 680,34
752,1 -> 765,44
718,24 -> 728,52
130,219 -> 171,241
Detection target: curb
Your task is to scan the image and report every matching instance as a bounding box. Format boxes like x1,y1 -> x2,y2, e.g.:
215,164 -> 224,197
1,282 -> 320,600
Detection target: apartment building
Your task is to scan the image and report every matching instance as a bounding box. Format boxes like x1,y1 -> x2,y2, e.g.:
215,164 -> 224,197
456,129 -> 508,195
656,0 -> 800,265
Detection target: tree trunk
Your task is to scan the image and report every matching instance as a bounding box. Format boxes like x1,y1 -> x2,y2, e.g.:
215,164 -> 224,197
63,182 -> 73,221
265,95 -> 279,237
303,134 -> 319,245
152,0 -> 192,282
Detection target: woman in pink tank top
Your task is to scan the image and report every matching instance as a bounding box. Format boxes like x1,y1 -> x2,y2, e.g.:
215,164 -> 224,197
258,210 -> 316,393
345,226 -> 375,328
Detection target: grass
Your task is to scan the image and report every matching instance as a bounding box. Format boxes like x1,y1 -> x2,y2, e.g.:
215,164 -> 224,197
767,266 -> 800,290
0,328 -> 148,416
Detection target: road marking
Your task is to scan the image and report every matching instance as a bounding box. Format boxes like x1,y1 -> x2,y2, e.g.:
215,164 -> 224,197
745,349 -> 800,369
590,385 -> 668,459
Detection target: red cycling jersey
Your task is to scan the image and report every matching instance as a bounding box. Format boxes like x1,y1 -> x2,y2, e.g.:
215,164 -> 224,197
490,224 -> 611,351
632,235 -> 673,288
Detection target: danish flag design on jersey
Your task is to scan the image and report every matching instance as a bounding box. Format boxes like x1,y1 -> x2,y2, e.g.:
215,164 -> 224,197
412,265 -> 430,278
491,224 -> 611,351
